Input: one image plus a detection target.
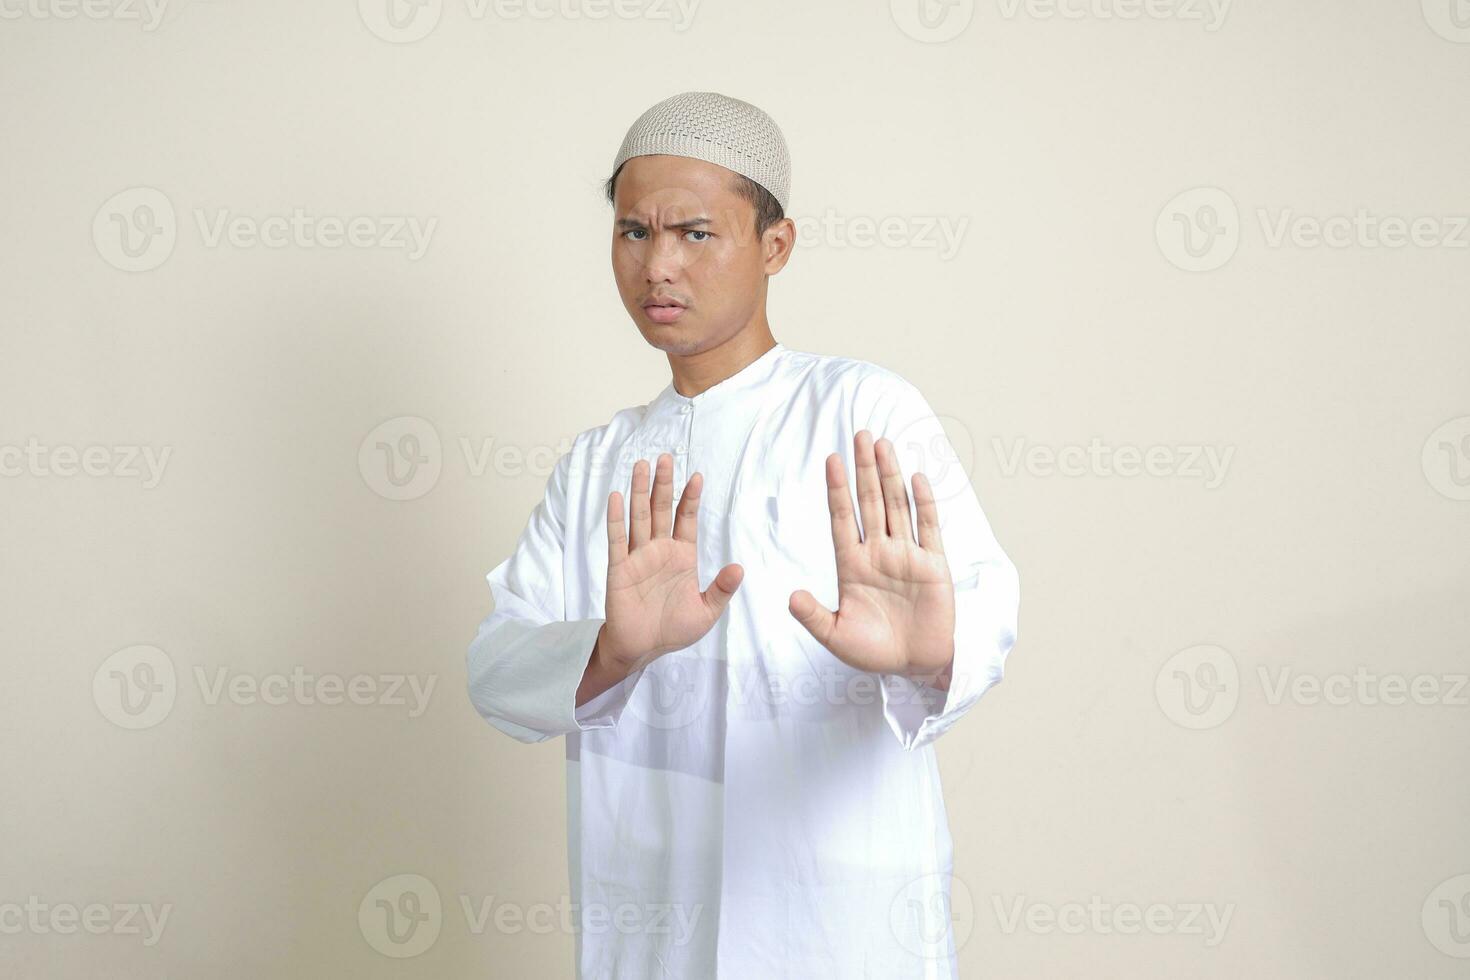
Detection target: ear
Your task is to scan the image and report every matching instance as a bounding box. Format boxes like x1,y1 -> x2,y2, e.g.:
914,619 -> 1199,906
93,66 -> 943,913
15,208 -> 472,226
762,216 -> 796,275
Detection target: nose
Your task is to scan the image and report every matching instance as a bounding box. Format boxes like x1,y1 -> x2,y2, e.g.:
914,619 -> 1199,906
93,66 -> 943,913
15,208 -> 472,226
642,230 -> 689,283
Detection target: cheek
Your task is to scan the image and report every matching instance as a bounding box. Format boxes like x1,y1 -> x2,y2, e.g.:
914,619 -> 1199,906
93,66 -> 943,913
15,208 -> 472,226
689,242 -> 746,285
610,247 -> 639,287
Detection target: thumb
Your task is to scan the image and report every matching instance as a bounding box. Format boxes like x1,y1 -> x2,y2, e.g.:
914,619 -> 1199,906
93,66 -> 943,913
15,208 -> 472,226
788,589 -> 836,647
701,563 -> 744,618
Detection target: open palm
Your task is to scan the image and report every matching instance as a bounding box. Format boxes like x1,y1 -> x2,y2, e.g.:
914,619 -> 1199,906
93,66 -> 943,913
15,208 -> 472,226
788,430 -> 957,689
600,453 -> 743,672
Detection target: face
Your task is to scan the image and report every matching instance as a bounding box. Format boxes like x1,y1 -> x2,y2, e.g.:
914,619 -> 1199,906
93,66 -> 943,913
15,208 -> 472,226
611,154 -> 792,356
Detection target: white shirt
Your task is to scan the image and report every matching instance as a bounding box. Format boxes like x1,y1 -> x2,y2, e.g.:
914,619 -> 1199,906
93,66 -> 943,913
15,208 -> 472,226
467,342 -> 1019,979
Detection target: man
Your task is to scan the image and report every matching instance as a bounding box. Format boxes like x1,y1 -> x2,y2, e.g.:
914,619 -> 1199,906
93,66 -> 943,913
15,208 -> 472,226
467,91 -> 1020,978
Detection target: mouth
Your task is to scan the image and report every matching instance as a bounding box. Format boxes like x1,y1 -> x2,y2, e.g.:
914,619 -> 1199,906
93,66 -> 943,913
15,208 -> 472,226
641,299 -> 687,324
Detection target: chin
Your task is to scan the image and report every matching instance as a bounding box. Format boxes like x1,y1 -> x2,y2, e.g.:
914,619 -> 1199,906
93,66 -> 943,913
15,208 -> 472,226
636,321 -> 706,356
649,337 -> 704,356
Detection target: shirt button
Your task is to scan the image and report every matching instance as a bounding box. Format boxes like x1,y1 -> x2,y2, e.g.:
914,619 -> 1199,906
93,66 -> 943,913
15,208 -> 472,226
680,403 -> 692,414
675,445 -> 687,454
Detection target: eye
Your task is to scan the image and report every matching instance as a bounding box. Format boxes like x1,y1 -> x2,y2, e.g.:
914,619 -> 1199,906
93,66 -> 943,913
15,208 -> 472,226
685,230 -> 712,242
621,228 -> 648,241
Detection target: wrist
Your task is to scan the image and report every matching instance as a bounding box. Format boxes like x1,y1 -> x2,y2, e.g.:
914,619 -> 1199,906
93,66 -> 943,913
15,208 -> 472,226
575,624 -> 628,708
903,643 -> 955,692
593,623 -> 641,677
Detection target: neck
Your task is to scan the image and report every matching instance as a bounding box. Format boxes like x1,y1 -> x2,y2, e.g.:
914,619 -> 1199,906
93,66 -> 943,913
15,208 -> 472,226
667,321 -> 778,398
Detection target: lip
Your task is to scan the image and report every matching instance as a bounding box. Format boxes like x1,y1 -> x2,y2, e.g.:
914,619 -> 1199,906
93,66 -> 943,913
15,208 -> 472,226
643,304 -> 686,324
642,298 -> 687,324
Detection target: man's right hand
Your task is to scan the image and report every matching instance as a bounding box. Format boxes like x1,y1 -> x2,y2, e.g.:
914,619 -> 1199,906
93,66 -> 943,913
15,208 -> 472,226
576,453 -> 743,706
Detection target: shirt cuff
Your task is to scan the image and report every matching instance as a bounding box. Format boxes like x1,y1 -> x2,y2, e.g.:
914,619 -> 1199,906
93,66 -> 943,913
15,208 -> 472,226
878,585 -> 1008,750
572,660 -> 649,730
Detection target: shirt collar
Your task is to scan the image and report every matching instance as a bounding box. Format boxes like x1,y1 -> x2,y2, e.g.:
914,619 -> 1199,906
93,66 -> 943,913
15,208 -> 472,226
649,341 -> 787,417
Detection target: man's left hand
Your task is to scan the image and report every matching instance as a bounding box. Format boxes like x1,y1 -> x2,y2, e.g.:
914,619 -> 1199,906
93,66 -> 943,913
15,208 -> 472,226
788,429 -> 957,691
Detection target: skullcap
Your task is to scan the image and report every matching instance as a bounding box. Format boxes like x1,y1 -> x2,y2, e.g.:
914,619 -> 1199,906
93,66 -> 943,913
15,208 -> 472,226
611,91 -> 791,213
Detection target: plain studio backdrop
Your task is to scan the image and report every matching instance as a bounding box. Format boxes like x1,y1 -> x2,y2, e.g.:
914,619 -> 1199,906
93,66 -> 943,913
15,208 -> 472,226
2,0 -> 1468,976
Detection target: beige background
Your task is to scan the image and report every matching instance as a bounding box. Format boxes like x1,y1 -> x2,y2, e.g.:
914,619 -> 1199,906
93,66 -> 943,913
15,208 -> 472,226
2,0 -> 1468,976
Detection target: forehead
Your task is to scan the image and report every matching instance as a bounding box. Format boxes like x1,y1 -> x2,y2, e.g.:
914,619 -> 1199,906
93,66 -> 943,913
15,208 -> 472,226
613,154 -> 751,224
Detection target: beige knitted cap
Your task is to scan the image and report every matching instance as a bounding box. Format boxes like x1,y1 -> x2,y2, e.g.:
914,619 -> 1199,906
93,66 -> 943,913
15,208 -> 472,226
611,91 -> 791,213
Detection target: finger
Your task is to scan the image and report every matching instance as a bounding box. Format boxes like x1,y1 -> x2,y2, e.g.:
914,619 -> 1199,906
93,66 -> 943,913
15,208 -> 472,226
912,472 -> 946,557
650,452 -> 674,538
628,458 -> 650,550
606,489 -> 628,566
853,429 -> 885,540
673,470 -> 703,543
701,562 -> 744,618
788,588 -> 837,649
875,437 -> 915,543
825,453 -> 860,553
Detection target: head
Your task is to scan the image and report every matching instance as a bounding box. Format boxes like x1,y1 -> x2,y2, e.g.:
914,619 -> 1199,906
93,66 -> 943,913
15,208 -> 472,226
605,92 -> 795,356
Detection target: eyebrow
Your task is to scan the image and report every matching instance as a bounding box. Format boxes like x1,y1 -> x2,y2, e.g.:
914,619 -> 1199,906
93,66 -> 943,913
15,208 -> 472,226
615,216 -> 712,230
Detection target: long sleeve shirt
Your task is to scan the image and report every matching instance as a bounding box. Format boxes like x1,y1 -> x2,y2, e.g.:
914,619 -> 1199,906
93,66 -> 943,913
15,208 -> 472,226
467,341 -> 1020,979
